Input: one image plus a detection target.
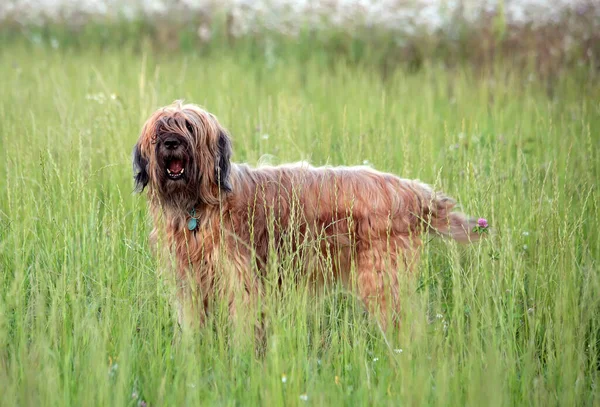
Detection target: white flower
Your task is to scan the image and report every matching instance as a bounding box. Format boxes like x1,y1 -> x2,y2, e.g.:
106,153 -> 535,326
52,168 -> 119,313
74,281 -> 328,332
299,394 -> 308,401
394,348 -> 403,354
86,93 -> 106,104
197,24 -> 212,42
281,374 -> 287,383
522,231 -> 530,236
0,0 -> 586,33
372,357 -> 379,362
108,363 -> 118,378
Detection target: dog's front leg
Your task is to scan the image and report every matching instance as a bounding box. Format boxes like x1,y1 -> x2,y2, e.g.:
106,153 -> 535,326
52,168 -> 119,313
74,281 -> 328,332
222,250 -> 265,352
175,272 -> 209,331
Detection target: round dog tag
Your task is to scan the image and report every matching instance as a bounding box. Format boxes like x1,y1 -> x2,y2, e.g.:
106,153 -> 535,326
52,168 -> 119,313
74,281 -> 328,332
187,218 -> 198,231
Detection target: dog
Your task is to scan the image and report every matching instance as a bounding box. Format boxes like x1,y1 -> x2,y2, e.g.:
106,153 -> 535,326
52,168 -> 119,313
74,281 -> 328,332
133,101 -> 481,330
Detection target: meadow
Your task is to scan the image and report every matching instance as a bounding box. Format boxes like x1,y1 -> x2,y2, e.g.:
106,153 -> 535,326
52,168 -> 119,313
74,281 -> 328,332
0,40 -> 599,406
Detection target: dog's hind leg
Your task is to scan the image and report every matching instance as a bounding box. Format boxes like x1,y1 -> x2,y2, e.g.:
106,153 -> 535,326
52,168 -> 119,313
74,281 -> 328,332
355,235 -> 421,331
355,240 -> 401,331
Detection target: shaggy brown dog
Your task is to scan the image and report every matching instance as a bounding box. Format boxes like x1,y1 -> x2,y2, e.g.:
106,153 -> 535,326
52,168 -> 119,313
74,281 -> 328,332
134,101 -> 481,330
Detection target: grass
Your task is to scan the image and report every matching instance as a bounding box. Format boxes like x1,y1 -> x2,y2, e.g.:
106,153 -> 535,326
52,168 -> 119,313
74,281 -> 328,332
0,41 -> 599,406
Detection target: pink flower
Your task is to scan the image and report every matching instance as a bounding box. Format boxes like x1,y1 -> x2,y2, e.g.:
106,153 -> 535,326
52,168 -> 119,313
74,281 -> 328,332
477,218 -> 488,228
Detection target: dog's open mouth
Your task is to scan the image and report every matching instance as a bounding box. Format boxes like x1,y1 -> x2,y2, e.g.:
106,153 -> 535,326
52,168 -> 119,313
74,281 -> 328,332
166,158 -> 185,180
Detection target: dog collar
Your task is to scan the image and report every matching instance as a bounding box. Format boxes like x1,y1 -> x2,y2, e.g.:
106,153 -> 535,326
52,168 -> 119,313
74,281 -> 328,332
187,208 -> 198,231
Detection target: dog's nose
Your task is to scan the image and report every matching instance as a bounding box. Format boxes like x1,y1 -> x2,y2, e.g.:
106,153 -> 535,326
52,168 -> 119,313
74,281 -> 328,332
164,138 -> 180,150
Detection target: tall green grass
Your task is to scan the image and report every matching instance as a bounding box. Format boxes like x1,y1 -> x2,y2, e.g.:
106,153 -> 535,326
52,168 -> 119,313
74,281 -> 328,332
0,43 -> 599,406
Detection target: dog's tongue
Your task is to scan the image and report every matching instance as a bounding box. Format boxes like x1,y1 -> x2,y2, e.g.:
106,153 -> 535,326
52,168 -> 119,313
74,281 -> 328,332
168,159 -> 183,173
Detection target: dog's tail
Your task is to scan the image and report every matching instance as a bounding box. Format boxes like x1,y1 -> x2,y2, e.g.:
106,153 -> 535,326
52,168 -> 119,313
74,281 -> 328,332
413,182 -> 482,244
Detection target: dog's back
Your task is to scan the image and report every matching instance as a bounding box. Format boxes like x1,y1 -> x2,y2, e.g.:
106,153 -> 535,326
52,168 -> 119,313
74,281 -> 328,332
224,162 -> 479,266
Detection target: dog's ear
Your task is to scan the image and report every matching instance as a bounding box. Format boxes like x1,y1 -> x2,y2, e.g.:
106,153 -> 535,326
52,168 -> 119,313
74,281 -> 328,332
133,143 -> 149,192
215,130 -> 233,192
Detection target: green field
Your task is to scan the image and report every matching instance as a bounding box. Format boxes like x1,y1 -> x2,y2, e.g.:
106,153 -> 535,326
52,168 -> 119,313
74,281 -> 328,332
0,42 -> 599,406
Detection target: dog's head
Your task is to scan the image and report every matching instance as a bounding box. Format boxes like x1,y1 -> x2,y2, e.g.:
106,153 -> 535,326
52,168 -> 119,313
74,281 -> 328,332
133,101 -> 232,209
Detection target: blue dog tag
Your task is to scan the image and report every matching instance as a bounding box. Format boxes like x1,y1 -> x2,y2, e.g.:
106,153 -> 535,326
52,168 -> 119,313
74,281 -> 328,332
187,218 -> 198,231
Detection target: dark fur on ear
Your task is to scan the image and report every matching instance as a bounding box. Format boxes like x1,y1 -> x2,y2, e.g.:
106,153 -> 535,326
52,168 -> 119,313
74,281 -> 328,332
215,130 -> 233,192
133,143 -> 149,192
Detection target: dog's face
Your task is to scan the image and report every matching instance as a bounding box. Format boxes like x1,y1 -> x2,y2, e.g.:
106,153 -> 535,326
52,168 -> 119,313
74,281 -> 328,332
133,101 -> 232,209
154,119 -> 196,191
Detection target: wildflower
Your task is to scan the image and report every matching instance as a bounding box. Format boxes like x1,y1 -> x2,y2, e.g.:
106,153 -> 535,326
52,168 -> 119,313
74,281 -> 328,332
473,218 -> 489,234
335,376 -> 340,385
108,363 -> 118,378
108,357 -> 118,378
299,394 -> 308,401
435,313 -> 443,319
86,93 -> 106,104
261,134 -> 270,140
281,374 -> 287,383
372,357 -> 379,362
132,391 -> 139,399
522,231 -> 529,236
138,401 -> 147,407
394,349 -> 403,354
197,24 -> 212,42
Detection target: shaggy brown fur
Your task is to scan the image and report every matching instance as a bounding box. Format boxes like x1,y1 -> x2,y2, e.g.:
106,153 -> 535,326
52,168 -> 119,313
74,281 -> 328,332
133,101 -> 481,330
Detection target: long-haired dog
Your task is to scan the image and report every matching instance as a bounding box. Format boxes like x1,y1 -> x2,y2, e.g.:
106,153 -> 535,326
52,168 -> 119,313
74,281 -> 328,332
133,101 -> 481,330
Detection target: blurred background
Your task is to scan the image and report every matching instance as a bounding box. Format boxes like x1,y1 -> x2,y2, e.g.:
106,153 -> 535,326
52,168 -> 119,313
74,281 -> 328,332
1,0 -> 598,79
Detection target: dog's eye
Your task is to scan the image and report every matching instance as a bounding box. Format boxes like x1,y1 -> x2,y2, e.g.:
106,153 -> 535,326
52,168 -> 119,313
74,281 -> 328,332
185,121 -> 194,134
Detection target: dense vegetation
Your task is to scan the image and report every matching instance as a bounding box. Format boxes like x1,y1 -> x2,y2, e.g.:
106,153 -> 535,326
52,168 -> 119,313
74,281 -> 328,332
0,34 -> 598,405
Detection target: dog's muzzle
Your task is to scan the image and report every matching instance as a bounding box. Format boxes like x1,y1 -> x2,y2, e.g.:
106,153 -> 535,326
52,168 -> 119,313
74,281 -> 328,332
166,158 -> 185,180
